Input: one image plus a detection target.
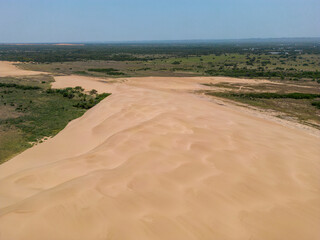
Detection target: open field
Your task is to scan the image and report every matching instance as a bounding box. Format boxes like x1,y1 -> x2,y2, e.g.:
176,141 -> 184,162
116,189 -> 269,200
17,52 -> 320,80
1,40 -> 319,80
17,60 -> 202,78
0,61 -> 319,240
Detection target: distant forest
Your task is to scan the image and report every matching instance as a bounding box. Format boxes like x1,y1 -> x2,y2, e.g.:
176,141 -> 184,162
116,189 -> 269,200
0,39 -> 319,63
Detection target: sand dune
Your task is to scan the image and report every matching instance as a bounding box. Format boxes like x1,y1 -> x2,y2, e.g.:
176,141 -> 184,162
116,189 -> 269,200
0,64 -> 319,239
0,61 -> 47,77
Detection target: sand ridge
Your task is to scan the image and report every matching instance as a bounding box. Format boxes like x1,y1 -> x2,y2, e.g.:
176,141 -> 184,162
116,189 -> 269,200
0,63 -> 319,240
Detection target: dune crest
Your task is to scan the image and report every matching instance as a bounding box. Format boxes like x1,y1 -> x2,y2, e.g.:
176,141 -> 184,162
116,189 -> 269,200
0,70 -> 319,239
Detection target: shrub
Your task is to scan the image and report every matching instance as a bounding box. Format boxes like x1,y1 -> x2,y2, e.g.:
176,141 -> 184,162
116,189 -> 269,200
228,92 -> 320,99
90,89 -> 97,95
75,86 -> 84,91
311,101 -> 320,109
210,92 -> 320,100
87,68 -> 125,75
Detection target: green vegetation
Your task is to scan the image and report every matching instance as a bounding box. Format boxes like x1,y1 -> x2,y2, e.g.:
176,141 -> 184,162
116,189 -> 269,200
87,68 -> 125,75
1,39 -> 319,81
0,77 -> 110,163
17,53 -> 320,81
18,52 -> 320,80
46,87 -> 110,109
312,101 -> 320,109
204,68 -> 320,80
1,39 -> 319,63
212,92 -> 320,100
0,82 -> 41,90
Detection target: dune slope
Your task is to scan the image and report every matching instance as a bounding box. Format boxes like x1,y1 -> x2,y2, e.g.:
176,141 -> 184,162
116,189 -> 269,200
0,69 -> 319,239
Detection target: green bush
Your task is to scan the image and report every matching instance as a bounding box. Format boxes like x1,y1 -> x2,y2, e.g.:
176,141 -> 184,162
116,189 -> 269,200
311,101 -> 320,109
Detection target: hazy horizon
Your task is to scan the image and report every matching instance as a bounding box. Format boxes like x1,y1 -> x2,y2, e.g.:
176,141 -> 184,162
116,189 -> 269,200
0,0 -> 319,43
1,37 -> 320,45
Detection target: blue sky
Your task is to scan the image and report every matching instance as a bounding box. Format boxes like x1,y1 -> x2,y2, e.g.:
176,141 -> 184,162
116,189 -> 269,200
0,0 -> 319,43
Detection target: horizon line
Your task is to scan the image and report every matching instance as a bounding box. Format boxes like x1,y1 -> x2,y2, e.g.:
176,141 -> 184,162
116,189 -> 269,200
1,37 -> 320,45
